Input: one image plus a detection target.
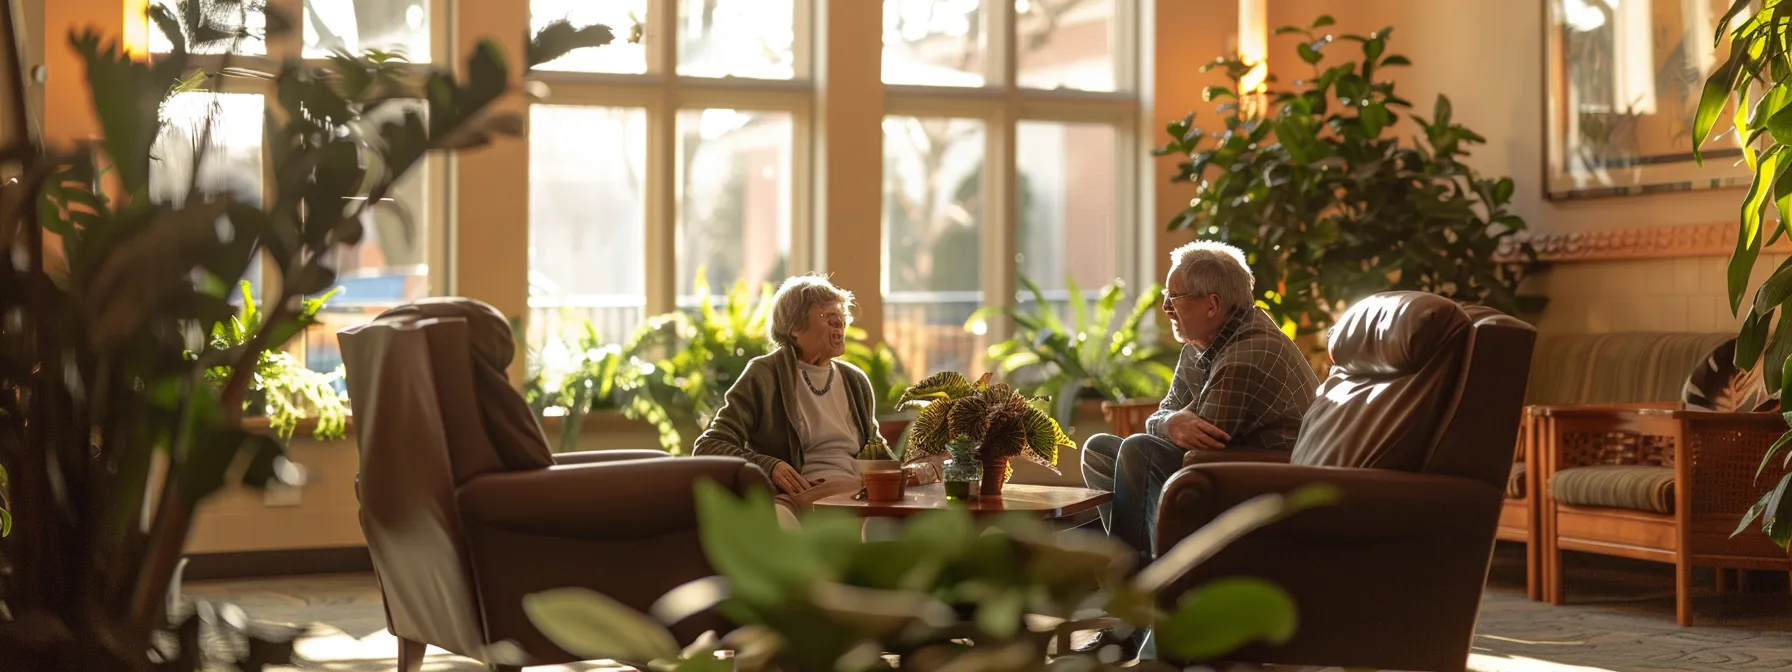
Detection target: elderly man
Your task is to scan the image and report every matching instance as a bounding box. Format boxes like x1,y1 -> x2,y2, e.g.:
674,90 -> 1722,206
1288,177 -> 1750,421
1082,240 -> 1319,563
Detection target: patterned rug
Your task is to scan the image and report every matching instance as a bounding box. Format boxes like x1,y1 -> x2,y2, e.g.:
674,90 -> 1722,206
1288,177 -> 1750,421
182,543 -> 1792,671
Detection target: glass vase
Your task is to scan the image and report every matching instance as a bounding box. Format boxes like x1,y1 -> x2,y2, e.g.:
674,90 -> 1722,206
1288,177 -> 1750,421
942,440 -> 982,501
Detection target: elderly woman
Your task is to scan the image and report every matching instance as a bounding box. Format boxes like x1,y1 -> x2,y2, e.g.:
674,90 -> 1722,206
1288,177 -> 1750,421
694,274 -> 913,521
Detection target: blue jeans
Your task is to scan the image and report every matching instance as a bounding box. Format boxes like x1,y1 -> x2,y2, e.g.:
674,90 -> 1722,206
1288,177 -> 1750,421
1080,432 -> 1185,563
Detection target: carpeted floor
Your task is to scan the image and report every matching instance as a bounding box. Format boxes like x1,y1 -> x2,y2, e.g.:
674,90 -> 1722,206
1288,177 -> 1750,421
181,542 -> 1792,671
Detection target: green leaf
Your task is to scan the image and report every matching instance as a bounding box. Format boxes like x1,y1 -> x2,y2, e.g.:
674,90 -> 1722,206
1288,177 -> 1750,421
1155,577 -> 1298,660
1755,257 -> 1792,316
1296,42 -> 1322,65
1738,308 -> 1774,370
1360,103 -> 1390,137
1311,15 -> 1336,28
1380,54 -> 1412,67
1734,149 -> 1787,313
523,587 -> 680,664
1363,38 -> 1384,62
1715,0 -> 1754,47
527,20 -> 617,69
1694,48 -> 1745,163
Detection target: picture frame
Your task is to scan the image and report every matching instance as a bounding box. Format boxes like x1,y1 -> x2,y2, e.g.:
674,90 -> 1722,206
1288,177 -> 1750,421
1542,0 -> 1755,200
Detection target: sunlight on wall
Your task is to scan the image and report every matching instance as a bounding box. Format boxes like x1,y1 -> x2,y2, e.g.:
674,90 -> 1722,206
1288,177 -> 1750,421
123,0 -> 151,60
1237,0 -> 1267,94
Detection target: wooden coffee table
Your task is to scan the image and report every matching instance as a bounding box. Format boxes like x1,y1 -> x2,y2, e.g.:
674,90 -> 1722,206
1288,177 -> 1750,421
811,482 -> 1111,526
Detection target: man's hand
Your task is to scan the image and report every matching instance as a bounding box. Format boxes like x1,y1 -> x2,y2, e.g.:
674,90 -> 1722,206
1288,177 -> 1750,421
1164,410 -> 1229,451
770,462 -> 811,494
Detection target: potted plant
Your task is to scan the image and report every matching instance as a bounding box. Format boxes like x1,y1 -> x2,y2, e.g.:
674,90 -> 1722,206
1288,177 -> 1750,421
969,275 -> 1175,436
202,281 -> 350,443
525,318 -> 678,453
897,372 -> 1072,496
1156,15 -> 1543,357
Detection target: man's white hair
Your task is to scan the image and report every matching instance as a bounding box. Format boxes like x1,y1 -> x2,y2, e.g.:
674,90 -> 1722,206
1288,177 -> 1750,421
767,274 -> 854,350
1169,241 -> 1254,312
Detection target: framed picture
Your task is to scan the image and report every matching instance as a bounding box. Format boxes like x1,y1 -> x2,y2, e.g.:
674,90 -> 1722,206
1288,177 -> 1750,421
1544,0 -> 1755,200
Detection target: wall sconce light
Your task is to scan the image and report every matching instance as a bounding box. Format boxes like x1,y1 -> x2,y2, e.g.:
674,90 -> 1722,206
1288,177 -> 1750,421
1237,0 -> 1269,118
123,0 -> 152,61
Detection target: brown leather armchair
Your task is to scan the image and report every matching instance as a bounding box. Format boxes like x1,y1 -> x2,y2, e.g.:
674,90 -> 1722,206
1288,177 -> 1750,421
1153,292 -> 1536,672
338,298 -> 772,672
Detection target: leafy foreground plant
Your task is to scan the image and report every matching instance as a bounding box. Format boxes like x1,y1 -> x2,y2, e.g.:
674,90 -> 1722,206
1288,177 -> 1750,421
0,2 -> 610,668
1693,0 -> 1792,549
1157,15 -> 1542,338
523,479 -> 1338,671
968,276 -> 1174,428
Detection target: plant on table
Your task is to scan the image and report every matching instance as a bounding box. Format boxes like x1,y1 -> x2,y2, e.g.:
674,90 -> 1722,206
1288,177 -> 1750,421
897,372 -> 1073,495
1156,15 -> 1543,342
968,274 -> 1175,429
1691,0 -> 1792,550
0,1 -> 611,668
522,477 -> 1337,671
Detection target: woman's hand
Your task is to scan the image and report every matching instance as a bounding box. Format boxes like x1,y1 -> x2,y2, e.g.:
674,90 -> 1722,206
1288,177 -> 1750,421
770,461 -> 811,494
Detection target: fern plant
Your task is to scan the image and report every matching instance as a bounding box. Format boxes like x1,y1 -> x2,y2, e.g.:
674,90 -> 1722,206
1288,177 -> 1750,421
968,275 -> 1175,427
526,319 -> 679,453
898,372 -> 1072,475
201,282 -> 349,442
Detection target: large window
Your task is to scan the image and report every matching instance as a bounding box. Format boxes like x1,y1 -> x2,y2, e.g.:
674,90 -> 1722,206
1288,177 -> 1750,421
529,105 -> 650,349
880,0 -> 1139,379
144,0 -> 449,385
525,0 -> 809,352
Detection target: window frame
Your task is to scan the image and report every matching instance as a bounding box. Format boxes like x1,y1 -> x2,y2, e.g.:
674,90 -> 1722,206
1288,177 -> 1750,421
880,0 -> 1147,365
523,0 -> 819,318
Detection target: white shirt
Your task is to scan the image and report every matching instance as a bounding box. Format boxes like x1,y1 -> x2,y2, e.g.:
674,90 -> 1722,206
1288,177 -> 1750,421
789,359 -> 860,482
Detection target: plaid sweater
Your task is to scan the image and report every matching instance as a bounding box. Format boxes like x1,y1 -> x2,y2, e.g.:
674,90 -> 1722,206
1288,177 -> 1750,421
1144,306 -> 1318,452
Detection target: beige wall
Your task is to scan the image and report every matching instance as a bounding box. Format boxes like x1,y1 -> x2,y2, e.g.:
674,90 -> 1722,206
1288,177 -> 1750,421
1263,0 -> 1757,338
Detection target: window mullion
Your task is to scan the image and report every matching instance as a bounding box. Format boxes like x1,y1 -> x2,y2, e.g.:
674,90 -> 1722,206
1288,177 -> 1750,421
642,0 -> 677,315
980,0 -> 1020,369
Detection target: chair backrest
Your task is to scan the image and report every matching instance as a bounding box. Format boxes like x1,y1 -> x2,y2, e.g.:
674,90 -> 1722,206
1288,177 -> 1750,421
338,315 -> 489,656
1290,292 -> 1537,489
1525,331 -> 1732,405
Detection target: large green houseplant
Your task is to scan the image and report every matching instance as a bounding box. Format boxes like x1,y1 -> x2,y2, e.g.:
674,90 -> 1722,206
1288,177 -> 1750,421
1694,0 -> 1792,549
523,477 -> 1337,671
0,2 -> 611,668
1156,16 -> 1543,339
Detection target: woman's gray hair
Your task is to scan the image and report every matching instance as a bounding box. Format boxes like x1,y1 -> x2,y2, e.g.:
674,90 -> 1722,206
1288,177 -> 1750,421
767,274 -> 855,349
1169,241 -> 1254,312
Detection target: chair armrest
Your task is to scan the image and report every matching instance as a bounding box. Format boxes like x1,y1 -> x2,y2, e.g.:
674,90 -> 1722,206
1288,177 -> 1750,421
1156,463 -> 1502,556
457,456 -> 770,541
552,449 -> 670,466
1678,413 -> 1792,516
1530,401 -> 1683,417
1181,448 -> 1292,468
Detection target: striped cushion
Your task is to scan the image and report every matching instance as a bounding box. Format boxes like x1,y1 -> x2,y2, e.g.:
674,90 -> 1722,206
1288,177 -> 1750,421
1506,462 -> 1526,499
1549,465 -> 1675,514
1526,333 -> 1734,405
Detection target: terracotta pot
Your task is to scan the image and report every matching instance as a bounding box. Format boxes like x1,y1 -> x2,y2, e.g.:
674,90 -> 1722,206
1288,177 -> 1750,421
1100,398 -> 1161,437
980,456 -> 1009,496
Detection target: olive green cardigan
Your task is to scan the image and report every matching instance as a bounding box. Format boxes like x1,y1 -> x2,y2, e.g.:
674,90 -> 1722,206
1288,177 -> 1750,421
691,346 -> 887,476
